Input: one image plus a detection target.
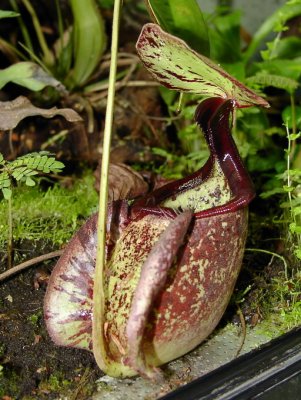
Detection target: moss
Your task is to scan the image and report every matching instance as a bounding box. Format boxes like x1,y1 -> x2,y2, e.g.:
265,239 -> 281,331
27,311 -> 43,328
255,316 -> 289,339
0,343 -> 5,357
36,369 -> 96,399
243,267 -> 301,336
0,172 -> 98,249
0,367 -> 23,398
263,271 -> 301,332
39,371 -> 72,392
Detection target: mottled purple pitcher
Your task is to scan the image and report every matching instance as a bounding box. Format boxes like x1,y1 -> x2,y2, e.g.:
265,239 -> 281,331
44,97 -> 256,379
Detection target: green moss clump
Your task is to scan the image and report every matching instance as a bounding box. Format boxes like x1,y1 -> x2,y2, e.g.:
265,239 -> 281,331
0,367 -> 23,398
270,272 -> 301,331
39,371 -> 72,392
0,172 -> 98,249
246,269 -> 301,336
35,369 -> 96,399
27,311 -> 43,328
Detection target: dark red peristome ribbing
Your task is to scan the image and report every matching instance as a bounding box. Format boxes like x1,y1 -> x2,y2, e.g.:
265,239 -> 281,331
131,98 -> 255,220
193,98 -> 255,218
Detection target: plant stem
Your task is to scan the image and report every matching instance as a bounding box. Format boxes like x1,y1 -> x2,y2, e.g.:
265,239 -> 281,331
0,250 -> 63,282
21,0 -> 54,66
245,248 -> 288,280
9,0 -> 33,54
7,195 -> 13,269
289,94 -> 297,160
286,122 -> 301,251
92,0 -> 122,372
235,305 -> 246,357
285,124 -> 296,242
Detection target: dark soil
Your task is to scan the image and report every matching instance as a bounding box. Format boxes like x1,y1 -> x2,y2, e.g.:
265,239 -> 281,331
0,4 -> 295,398
0,9 -> 168,397
0,208 -> 284,400
0,244 -> 100,400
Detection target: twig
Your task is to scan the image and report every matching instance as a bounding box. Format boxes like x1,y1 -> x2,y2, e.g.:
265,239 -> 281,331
120,100 -> 184,122
245,248 -> 288,280
129,100 -> 162,143
102,51 -> 139,61
7,195 -> 13,269
120,61 -> 137,87
0,250 -> 63,282
100,55 -> 139,71
235,306 -> 246,357
70,368 -> 94,400
88,80 -> 160,101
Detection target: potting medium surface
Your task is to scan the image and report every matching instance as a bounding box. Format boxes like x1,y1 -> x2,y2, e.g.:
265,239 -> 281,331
92,323 -> 274,399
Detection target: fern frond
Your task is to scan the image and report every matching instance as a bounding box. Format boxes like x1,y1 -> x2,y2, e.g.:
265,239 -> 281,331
0,151 -> 64,198
246,72 -> 299,94
9,151 -> 64,179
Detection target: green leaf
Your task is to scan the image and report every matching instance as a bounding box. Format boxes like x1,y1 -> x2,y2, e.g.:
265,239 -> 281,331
2,187 -> 12,199
252,58 -> 301,81
0,62 -> 64,91
293,206 -> 301,217
288,132 -> 301,141
145,0 -> 210,56
222,62 -> 246,81
55,31 -> 73,81
244,1 -> 301,62
294,248 -> 301,260
209,10 -> 242,63
158,86 -> 178,106
24,170 -> 38,177
282,106 -> 301,129
96,0 -> 114,9
136,23 -> 269,108
0,10 -> 19,19
12,167 -> 28,181
25,176 -> 36,186
51,160 -> 65,171
269,36 -> 301,59
290,222 -> 301,234
67,0 -> 106,88
246,72 -> 299,94
260,187 -> 284,199
0,171 -> 11,189
3,151 -> 64,185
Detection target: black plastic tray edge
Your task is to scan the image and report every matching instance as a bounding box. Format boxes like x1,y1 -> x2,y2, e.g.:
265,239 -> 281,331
160,325 -> 301,400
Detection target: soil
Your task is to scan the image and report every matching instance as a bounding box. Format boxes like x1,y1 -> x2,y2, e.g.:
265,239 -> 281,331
0,244 -> 100,400
0,214 -> 284,399
0,3 -> 299,399
0,6 -> 169,397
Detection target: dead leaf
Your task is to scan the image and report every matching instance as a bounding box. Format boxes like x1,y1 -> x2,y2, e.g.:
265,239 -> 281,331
5,294 -> 13,303
33,268 -> 50,289
33,334 -> 42,345
95,163 -> 149,201
36,367 -> 47,374
108,163 -> 149,201
0,96 -> 82,131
